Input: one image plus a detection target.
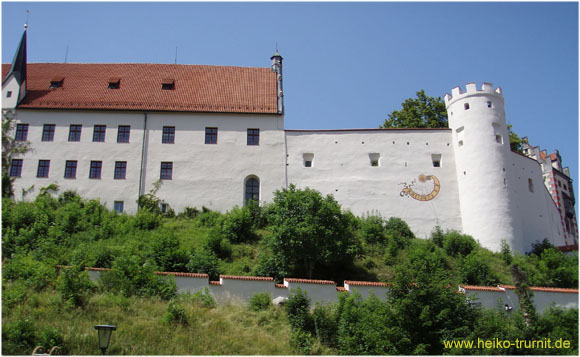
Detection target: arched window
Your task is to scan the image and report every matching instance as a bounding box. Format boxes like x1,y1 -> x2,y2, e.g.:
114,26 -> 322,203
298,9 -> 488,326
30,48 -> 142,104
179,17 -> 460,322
245,177 -> 260,205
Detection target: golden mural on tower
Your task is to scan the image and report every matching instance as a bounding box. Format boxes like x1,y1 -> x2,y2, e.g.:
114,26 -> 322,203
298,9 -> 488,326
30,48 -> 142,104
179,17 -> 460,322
400,174 -> 440,201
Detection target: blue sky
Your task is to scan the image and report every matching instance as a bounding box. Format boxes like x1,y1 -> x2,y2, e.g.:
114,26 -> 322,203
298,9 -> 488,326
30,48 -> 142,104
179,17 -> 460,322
2,2 -> 578,200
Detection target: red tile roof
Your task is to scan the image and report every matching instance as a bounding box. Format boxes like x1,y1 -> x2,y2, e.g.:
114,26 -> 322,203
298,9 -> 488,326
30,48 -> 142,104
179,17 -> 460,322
336,287 -> 347,292
344,280 -> 390,287
209,281 -> 221,286
2,63 -> 279,114
285,278 -> 336,285
220,275 -> 274,282
461,285 -> 579,294
156,271 -> 209,278
275,284 -> 287,289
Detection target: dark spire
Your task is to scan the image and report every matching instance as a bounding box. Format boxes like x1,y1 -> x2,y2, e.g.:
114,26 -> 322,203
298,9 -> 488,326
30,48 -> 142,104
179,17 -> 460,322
4,29 -> 27,86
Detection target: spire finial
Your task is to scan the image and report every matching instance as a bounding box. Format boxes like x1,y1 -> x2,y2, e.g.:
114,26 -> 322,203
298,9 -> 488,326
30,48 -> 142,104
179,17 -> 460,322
24,9 -> 29,29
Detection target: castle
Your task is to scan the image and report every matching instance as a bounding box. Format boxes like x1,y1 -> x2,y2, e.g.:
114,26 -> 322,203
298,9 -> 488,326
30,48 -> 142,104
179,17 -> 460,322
3,29 -> 577,253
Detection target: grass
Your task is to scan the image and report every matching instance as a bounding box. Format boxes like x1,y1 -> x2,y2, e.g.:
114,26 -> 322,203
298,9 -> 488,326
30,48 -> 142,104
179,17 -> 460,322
2,288 -> 294,355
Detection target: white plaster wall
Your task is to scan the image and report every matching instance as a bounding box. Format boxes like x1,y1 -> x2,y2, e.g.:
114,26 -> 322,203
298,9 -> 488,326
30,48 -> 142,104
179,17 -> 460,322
285,129 -> 462,238
173,276 -> 209,294
532,291 -> 578,313
446,84 -> 516,252
284,281 -> 338,305
144,112 -> 286,213
10,110 -> 145,213
209,278 -> 280,304
507,153 -> 567,252
344,284 -> 389,300
2,75 -> 22,109
465,290 -> 520,311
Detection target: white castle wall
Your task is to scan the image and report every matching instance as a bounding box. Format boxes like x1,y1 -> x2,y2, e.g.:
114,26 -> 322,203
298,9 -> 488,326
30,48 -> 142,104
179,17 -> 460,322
10,110 -> 145,213
284,129 -> 463,238
10,110 -> 286,214
81,268 -> 577,312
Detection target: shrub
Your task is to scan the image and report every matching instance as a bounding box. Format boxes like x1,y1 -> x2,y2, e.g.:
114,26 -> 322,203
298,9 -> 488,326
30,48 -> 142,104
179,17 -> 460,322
359,213 -> 385,244
312,303 -> 338,348
443,231 -> 477,257
203,230 -> 232,259
187,249 -> 221,281
3,255 -> 57,290
500,239 -> 513,265
37,327 -> 64,352
149,231 -> 189,272
197,207 -> 221,227
164,301 -> 188,325
290,329 -> 314,355
57,265 -> 95,308
2,318 -> 36,355
133,210 -> 161,230
285,288 -> 313,332
460,251 -> 499,285
249,292 -> 272,312
181,288 -> 216,308
2,281 -> 28,310
219,205 -> 254,243
178,206 -> 199,219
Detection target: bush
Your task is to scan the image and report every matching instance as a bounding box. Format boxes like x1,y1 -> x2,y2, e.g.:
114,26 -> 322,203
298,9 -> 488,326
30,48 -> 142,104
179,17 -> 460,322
164,301 -> 188,325
37,327 -> 64,352
359,213 -> 385,244
149,231 -> 189,272
289,329 -> 314,355
443,231 -> 477,257
2,318 -> 36,355
187,249 -> 221,281
57,265 -> 95,308
3,254 -> 57,290
460,251 -> 499,285
203,230 -> 232,260
285,288 -> 313,331
133,210 -> 161,230
312,303 -> 338,348
2,281 -> 28,310
180,288 -> 216,308
219,205 -> 254,243
178,206 -> 199,219
249,292 -> 272,312
197,207 -> 221,227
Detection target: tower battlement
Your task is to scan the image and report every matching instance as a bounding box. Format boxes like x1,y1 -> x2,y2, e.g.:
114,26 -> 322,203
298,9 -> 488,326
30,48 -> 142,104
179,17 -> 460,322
444,82 -> 502,106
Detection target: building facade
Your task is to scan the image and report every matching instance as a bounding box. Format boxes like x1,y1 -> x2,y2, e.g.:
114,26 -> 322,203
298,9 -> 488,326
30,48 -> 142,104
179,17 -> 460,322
2,30 -> 576,253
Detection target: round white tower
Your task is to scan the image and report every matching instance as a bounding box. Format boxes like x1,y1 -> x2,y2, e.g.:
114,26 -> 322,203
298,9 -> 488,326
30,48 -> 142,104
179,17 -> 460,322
445,82 -> 518,252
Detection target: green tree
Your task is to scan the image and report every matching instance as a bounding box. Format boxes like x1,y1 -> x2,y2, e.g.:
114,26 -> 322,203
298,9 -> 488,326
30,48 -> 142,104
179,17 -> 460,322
380,90 -> 448,129
264,185 -> 360,278
2,114 -> 31,198
508,124 -> 527,153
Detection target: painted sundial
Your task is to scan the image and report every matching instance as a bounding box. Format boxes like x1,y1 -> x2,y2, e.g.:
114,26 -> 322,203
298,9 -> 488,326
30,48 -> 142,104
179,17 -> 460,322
400,174 -> 440,201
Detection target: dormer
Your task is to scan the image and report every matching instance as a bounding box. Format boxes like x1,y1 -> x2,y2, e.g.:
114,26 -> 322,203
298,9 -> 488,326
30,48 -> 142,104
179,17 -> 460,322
108,77 -> 121,89
161,78 -> 175,90
50,77 -> 64,89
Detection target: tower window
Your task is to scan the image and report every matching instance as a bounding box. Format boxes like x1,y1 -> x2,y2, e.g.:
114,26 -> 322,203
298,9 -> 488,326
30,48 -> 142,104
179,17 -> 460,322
432,154 -> 442,167
369,153 -> 380,167
161,78 -> 175,90
303,153 -> 314,168
464,103 -> 470,110
495,135 -> 503,144
528,178 -> 534,193
108,78 -> 121,89
487,101 -> 492,108
6,91 -> 12,98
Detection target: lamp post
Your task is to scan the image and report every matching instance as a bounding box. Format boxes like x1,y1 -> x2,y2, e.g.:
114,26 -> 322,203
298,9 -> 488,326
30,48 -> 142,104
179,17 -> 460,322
94,325 -> 116,355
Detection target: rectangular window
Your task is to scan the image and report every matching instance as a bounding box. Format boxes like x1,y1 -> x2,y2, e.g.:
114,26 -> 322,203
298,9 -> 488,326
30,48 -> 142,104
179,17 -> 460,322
369,153 -> 380,167
247,128 -> 260,146
160,162 -> 173,180
117,125 -> 130,143
303,153 -> 314,168
114,201 -> 124,213
432,154 -> 442,168
37,160 -> 50,178
162,126 -> 175,144
68,124 -> 82,142
89,161 -> 102,179
64,160 -> 77,179
9,159 -> 23,177
42,124 -> 55,142
15,124 -> 28,141
114,161 -> 127,179
93,125 -> 106,142
205,127 -> 218,144
528,178 -> 534,193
